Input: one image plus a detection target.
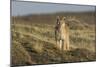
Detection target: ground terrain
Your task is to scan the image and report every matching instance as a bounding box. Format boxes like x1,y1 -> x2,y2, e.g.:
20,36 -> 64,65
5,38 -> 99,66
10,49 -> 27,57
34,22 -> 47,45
11,12 -> 96,66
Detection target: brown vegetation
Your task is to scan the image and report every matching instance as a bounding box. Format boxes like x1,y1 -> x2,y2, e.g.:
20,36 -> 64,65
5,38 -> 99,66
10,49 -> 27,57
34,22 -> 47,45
11,12 -> 96,66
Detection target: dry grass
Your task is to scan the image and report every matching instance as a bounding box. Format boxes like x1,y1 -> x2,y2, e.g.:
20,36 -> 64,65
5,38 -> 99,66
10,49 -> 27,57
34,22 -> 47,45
11,12 -> 96,66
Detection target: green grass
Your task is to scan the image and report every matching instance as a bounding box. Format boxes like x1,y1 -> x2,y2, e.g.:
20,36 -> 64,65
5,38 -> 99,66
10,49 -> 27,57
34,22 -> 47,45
11,12 -> 96,66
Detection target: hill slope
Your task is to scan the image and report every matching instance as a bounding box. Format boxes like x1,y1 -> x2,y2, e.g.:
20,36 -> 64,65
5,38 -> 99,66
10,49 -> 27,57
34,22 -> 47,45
11,12 -> 96,66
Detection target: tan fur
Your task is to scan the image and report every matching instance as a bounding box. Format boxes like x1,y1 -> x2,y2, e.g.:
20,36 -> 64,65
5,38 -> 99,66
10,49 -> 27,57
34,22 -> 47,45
55,16 -> 70,51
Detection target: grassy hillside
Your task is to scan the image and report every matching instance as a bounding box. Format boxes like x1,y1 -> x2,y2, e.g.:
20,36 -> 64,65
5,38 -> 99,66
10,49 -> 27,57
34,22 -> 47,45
12,12 -> 96,25
11,12 -> 96,66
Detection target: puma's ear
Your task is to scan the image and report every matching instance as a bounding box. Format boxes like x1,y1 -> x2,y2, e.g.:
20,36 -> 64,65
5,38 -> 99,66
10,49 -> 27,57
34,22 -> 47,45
62,17 -> 66,20
57,16 -> 60,21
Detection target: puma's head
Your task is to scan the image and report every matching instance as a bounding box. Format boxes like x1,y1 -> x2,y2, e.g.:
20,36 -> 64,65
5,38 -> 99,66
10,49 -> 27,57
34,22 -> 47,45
56,16 -> 66,26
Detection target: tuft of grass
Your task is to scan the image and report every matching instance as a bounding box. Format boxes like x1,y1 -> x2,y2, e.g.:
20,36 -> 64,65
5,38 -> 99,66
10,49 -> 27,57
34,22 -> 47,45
11,41 -> 35,66
32,42 -> 44,53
